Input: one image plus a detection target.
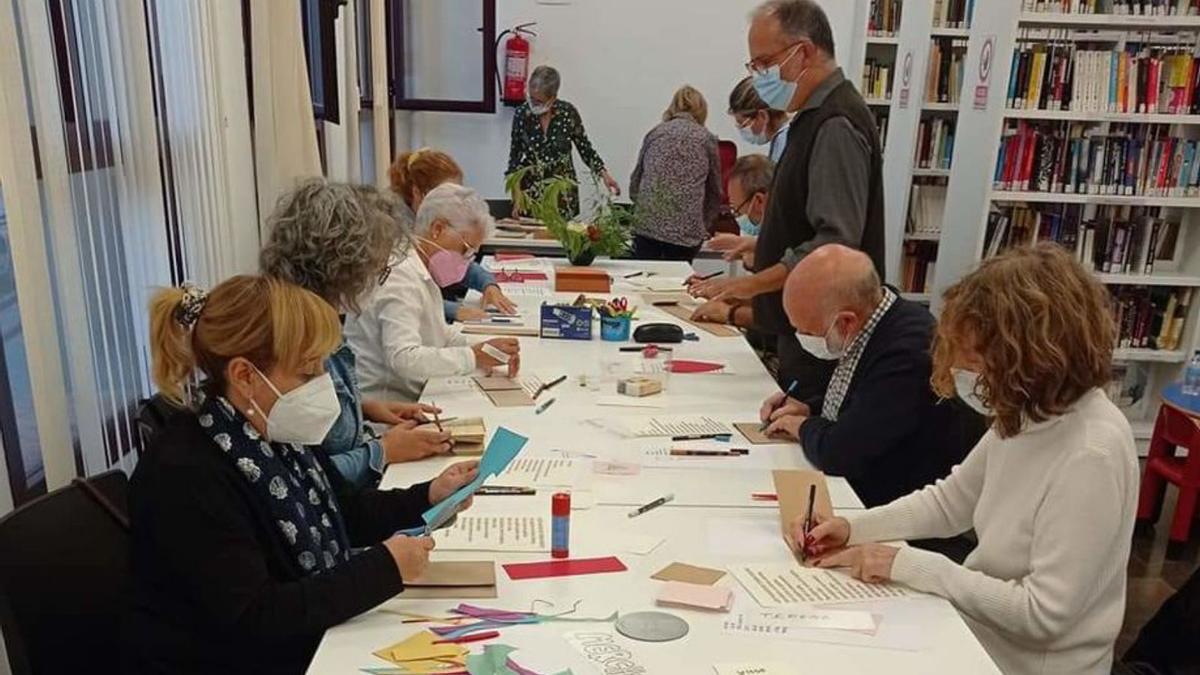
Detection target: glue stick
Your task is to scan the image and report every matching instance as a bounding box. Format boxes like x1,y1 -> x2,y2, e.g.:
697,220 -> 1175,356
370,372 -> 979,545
551,492 -> 571,558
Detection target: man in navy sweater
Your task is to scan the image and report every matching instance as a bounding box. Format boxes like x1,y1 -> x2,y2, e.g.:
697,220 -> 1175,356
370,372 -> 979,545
760,244 -> 985,508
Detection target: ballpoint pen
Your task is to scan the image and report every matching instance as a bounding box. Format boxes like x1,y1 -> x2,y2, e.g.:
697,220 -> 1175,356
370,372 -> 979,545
761,380 -> 799,431
683,270 -> 724,285
533,374 -> 567,399
534,397 -> 556,414
801,483 -> 817,562
432,402 -> 443,432
628,494 -> 674,518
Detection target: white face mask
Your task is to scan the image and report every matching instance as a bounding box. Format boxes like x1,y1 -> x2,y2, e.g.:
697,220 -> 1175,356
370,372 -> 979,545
250,367 -> 340,445
953,368 -> 991,416
794,318 -> 845,361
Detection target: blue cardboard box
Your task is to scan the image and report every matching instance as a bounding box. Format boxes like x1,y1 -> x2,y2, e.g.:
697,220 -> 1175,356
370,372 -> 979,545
540,303 -> 593,340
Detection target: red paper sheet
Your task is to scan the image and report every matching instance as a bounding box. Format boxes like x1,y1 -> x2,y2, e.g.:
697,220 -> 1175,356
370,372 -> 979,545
496,252 -> 535,262
666,359 -> 725,374
502,556 -> 627,581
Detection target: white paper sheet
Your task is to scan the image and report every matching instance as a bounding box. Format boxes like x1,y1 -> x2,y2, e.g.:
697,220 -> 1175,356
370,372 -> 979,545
722,600 -> 938,652
588,415 -> 730,438
729,564 -> 915,607
433,514 -> 550,552
596,395 -> 668,409
712,663 -> 799,675
724,608 -> 877,633
706,517 -> 788,559
496,456 -> 587,487
421,376 -> 477,396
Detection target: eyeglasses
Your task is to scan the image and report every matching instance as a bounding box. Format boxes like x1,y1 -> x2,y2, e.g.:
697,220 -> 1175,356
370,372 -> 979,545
745,41 -> 803,76
731,193 -> 763,217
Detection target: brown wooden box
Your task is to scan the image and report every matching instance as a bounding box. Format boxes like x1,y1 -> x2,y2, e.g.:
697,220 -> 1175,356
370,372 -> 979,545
554,266 -> 611,293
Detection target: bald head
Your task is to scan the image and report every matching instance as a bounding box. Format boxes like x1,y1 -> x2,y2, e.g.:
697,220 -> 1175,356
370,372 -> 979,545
784,244 -> 882,337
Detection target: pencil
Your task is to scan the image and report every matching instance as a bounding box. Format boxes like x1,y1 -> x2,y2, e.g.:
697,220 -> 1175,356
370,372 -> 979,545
681,270 -> 724,286
432,404 -> 444,432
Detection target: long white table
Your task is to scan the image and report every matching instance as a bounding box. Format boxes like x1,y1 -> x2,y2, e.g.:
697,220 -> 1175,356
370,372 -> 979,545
307,258 -> 999,674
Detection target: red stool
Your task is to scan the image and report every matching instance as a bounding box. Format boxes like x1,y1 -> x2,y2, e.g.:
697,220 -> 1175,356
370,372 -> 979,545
1137,399 -> 1200,543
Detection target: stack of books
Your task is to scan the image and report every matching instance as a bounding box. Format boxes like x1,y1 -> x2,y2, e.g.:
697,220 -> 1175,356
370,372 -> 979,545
994,121 -> 1200,196
915,118 -> 956,170
1007,42 -> 1200,114
1110,285 -> 1192,350
868,0 -> 902,35
901,241 -> 939,293
933,0 -> 976,28
1022,0 -> 1200,15
927,38 -> 968,104
908,182 -> 948,235
862,59 -> 894,100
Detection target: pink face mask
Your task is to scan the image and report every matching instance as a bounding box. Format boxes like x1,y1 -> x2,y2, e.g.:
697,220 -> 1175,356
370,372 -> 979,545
422,231 -> 474,288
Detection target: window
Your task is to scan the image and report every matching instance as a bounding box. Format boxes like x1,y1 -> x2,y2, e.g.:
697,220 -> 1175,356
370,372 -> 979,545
389,0 -> 496,113
301,0 -> 343,124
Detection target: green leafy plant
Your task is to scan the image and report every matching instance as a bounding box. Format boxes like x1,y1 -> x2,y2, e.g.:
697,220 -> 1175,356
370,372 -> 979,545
505,166 -> 632,264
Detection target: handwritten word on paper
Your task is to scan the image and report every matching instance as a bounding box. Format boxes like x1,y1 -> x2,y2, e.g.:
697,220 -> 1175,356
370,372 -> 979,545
564,631 -> 648,675
729,564 -> 914,607
712,664 -> 797,675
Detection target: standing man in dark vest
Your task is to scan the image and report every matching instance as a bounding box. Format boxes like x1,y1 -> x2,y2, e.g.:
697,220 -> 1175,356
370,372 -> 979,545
690,0 -> 885,401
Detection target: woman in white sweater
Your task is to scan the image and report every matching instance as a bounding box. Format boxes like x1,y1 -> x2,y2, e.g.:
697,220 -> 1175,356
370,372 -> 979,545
804,244 -> 1138,675
345,183 -> 521,401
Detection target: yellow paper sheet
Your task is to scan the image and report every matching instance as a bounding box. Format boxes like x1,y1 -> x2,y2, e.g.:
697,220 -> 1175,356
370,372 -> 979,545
373,630 -> 467,668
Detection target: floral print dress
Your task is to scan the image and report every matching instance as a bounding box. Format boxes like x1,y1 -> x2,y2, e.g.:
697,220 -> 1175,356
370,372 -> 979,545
507,99 -> 607,218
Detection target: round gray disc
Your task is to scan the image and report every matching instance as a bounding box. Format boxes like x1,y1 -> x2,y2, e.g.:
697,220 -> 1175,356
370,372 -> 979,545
615,611 -> 689,642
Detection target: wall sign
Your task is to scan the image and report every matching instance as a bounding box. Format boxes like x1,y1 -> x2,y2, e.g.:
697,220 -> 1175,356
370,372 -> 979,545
897,50 -> 913,109
973,35 -> 996,111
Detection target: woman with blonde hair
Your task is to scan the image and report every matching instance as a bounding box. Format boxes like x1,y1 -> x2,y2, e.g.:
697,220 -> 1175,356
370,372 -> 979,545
388,148 -> 516,320
124,275 -> 478,674
804,244 -> 1138,675
629,84 -> 722,262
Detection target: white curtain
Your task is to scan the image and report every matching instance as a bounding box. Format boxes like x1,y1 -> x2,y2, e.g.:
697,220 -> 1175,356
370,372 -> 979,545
250,0 -> 323,230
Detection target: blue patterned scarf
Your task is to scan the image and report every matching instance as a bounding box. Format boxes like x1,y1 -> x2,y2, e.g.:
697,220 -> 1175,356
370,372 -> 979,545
197,394 -> 352,576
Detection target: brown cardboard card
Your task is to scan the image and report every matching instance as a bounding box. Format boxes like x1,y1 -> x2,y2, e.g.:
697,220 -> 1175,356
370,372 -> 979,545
474,375 -> 523,391
417,417 -> 486,445
733,422 -> 791,445
771,470 -> 834,548
400,561 -> 497,599
650,562 -> 726,586
657,304 -> 742,337
486,389 -> 534,407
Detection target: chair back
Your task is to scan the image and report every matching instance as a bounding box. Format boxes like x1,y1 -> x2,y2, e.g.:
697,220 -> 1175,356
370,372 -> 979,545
0,470 -> 130,675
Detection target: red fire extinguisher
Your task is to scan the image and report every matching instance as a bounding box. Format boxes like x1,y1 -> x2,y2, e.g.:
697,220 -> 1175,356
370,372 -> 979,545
497,22 -> 537,106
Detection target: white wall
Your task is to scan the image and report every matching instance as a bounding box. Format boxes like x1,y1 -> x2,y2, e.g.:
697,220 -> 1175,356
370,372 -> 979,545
400,0 -> 861,201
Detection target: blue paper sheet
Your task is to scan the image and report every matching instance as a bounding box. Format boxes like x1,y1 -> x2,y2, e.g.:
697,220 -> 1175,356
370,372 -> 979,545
398,427 -> 528,537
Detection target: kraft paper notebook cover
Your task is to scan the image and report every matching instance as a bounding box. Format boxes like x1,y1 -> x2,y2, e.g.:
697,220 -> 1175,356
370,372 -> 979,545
771,470 -> 834,550
401,560 -> 498,599
486,389 -> 534,407
733,422 -> 790,445
474,375 -> 524,391
417,417 -> 487,455
650,562 -> 726,586
657,304 -> 742,337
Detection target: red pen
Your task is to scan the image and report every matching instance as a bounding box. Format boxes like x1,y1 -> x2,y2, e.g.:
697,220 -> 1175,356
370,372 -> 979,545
433,630 -> 501,645
751,492 -> 778,501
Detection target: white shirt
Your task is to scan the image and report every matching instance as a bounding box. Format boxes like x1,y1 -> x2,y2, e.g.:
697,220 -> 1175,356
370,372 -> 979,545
344,250 -> 475,401
846,388 -> 1137,675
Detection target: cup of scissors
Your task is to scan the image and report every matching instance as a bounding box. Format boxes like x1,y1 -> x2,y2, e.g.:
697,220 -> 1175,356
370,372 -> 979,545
598,297 -> 636,341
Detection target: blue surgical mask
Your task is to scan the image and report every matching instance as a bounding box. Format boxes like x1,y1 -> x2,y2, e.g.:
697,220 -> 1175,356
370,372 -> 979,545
738,123 -> 770,146
752,45 -> 805,111
736,214 -> 760,236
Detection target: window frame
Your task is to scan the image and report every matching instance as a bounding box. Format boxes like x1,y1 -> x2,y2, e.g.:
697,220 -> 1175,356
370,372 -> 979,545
388,0 -> 497,114
301,0 -> 343,124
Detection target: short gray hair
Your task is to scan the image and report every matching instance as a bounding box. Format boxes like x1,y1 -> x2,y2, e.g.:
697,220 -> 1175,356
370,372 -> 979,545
729,155 -> 774,197
528,65 -> 561,99
260,179 -> 403,312
752,0 -> 836,56
414,183 -> 496,239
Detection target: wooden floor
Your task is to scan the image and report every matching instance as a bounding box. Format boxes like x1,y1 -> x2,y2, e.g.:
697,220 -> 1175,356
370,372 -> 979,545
1119,483 -> 1200,656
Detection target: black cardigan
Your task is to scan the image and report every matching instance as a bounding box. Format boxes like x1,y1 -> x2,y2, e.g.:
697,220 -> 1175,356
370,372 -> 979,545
799,297 -> 987,507
122,412 -> 432,675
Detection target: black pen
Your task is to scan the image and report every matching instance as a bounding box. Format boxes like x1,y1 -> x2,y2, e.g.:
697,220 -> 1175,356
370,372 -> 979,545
801,484 -> 817,562
683,270 -> 724,286
628,493 -> 674,518
534,397 -> 556,415
671,433 -> 731,441
533,375 -> 567,399
476,486 -> 536,496
761,380 -> 799,431
620,345 -> 673,352
432,402 -> 443,432
624,271 -> 644,279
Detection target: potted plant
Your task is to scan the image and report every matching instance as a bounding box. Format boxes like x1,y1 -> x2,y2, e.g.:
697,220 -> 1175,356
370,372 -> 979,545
506,167 -> 632,266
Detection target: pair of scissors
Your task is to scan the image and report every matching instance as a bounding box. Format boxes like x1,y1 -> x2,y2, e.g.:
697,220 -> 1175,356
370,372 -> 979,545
609,297 -> 629,313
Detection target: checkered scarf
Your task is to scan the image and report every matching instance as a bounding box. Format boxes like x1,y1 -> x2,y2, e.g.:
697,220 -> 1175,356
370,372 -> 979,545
821,287 -> 897,421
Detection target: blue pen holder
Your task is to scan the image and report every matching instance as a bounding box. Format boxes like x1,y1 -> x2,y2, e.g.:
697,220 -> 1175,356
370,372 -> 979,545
600,316 -> 632,341
540,303 -> 593,340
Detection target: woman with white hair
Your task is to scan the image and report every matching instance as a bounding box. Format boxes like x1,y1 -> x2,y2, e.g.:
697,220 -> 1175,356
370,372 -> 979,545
345,184 -> 521,402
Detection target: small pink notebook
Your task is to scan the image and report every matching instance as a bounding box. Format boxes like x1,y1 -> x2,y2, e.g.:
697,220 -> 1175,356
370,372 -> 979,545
655,580 -> 734,612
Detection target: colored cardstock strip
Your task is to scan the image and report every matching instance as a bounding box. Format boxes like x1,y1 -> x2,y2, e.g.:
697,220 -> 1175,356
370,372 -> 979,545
650,562 -> 726,586
503,556 -> 627,581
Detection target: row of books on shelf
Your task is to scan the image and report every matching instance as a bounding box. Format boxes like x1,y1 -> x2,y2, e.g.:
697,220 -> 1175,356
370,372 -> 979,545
993,121 -> 1200,196
876,113 -> 891,148
1021,0 -> 1200,15
867,0 -> 902,35
933,0 -> 975,28
862,59 -> 893,100
1111,285 -> 1191,350
908,182 -> 948,235
927,38 -> 968,104
901,241 -> 938,293
983,203 -> 1180,274
1007,42 -> 1200,114
915,118 -> 956,170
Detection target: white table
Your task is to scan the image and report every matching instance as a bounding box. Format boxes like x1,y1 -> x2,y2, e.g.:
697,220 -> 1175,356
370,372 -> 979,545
307,258 -> 1000,674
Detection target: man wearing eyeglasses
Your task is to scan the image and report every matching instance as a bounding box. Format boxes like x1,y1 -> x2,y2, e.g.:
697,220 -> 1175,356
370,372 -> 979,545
690,0 -> 885,400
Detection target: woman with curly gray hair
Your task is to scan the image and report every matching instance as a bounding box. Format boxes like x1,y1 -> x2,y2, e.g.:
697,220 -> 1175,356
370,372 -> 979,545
261,179 -> 453,493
